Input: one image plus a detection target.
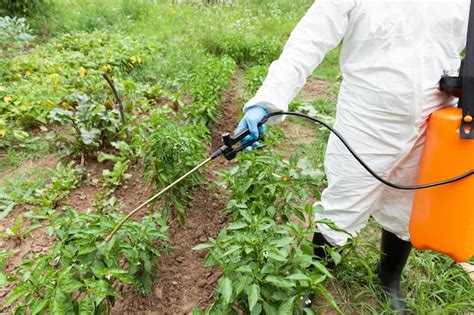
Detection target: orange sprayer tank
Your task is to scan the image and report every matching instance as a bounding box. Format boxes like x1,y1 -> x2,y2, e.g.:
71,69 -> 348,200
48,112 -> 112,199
410,107 -> 474,262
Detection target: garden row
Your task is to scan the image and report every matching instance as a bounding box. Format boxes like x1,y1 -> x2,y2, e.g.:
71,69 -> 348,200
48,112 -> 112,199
1,27 -> 240,312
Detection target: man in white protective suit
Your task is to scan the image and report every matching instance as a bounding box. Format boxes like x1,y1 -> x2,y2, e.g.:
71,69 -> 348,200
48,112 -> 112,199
235,0 -> 469,313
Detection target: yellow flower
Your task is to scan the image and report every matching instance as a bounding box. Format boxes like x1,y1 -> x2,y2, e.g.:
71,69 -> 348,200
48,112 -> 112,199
79,67 -> 87,77
48,73 -> 60,85
130,55 -> 142,64
100,64 -> 112,72
0,129 -> 5,138
3,96 -> 12,103
44,99 -> 55,109
25,70 -> 32,77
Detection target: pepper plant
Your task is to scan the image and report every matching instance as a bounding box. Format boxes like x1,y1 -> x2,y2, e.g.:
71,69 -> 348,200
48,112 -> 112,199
215,151 -> 324,222
183,55 -> 236,127
5,209 -> 169,314
195,204 -> 340,314
143,110 -> 208,224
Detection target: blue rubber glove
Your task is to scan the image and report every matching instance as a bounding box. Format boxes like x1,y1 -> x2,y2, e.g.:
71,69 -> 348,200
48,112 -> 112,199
235,105 -> 268,152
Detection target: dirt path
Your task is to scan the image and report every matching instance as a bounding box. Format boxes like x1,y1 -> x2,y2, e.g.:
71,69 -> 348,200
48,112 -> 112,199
111,72 -> 244,314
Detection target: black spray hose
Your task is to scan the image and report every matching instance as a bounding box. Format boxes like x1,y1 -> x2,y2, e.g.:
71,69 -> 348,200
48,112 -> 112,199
211,111 -> 474,190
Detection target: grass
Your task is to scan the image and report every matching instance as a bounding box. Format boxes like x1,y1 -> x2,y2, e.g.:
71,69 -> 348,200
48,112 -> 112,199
0,134 -> 53,171
315,220 -> 474,314
0,167 -> 49,220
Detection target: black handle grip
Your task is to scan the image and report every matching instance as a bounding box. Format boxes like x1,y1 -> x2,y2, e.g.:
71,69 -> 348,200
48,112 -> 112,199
229,116 -> 270,145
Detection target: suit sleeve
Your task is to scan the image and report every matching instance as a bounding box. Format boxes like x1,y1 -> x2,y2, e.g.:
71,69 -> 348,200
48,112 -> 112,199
244,0 -> 355,123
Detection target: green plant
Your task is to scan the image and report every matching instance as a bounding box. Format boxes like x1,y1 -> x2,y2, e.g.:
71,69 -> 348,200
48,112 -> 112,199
144,112 -> 209,224
195,205 -> 340,314
49,92 -> 123,156
201,31 -> 282,66
5,208 -> 169,313
183,55 -> 236,126
0,16 -> 35,48
215,151 -> 323,222
244,65 -> 268,101
97,141 -> 136,190
34,161 -> 84,210
0,249 -> 16,288
0,0 -> 48,17
0,168 -> 48,220
0,214 -> 41,241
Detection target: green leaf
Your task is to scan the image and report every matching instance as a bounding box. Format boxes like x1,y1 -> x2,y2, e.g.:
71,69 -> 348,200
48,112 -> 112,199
277,296 -> 295,315
0,202 -> 15,220
270,237 -> 293,248
241,178 -> 254,193
235,265 -> 252,273
248,284 -> 260,311
78,246 -> 97,256
192,243 -> 213,251
50,291 -> 66,315
233,275 -> 251,297
79,295 -> 95,314
80,128 -> 101,146
310,274 -> 326,286
329,249 -> 342,265
267,251 -> 287,262
286,273 -> 309,281
191,308 -> 203,315
263,302 -> 277,315
303,308 -> 317,315
4,283 -> 28,306
31,298 -> 48,315
220,277 -> 233,305
264,275 -> 295,288
60,278 -> 83,293
0,272 -> 7,288
227,222 -> 247,230
312,261 -> 333,278
250,302 -> 262,315
317,284 -> 341,313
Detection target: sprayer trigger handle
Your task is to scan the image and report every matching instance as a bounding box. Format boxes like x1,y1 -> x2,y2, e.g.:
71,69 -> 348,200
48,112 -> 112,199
231,116 -> 269,145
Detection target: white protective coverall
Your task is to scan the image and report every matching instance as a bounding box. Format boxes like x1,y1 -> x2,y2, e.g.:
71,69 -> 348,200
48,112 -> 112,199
244,0 -> 469,245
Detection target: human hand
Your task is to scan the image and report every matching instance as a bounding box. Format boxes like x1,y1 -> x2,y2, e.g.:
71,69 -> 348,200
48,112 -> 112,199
234,105 -> 268,151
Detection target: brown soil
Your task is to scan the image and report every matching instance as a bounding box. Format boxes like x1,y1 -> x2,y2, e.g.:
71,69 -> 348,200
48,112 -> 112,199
297,76 -> 333,100
278,120 -> 316,157
0,156 -> 60,310
0,207 -> 56,304
110,73 -> 244,314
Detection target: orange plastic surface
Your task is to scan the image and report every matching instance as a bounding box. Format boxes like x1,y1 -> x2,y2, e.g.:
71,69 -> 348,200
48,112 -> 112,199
410,107 -> 474,262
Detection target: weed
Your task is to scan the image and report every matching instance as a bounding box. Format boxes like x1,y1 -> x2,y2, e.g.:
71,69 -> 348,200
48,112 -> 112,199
0,168 -> 48,220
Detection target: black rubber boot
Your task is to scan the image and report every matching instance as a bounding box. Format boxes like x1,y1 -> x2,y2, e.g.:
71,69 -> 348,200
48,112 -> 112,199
313,232 -> 336,268
378,229 -> 412,314
301,233 -> 336,308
